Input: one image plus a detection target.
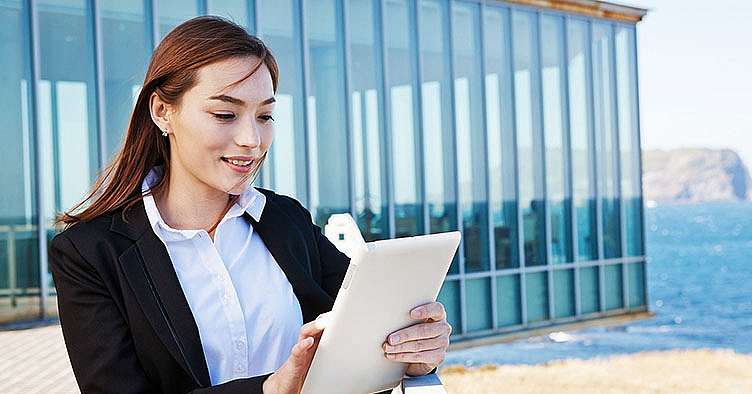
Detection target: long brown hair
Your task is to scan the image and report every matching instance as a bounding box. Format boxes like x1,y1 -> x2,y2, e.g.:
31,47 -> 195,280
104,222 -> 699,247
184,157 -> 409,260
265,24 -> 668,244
57,16 -> 279,231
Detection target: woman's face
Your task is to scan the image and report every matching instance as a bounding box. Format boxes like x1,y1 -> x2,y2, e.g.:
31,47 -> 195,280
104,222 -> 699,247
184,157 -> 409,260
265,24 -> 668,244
155,56 -> 275,196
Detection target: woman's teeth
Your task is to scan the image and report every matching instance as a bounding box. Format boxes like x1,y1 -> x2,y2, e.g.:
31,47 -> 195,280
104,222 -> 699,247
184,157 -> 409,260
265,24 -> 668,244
225,158 -> 252,166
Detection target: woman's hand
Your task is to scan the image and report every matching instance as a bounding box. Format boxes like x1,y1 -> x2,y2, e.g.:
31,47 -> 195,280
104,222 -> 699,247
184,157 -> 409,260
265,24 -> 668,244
263,313 -> 331,394
382,302 -> 452,376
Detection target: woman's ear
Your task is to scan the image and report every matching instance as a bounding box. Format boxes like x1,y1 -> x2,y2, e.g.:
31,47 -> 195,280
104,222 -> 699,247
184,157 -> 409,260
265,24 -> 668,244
149,92 -> 172,135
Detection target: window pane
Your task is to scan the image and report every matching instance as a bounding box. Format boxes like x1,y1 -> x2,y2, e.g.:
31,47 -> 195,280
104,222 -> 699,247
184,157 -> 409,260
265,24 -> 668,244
305,0 -> 350,226
567,19 -> 597,261
100,0 -> 150,160
0,0 -> 41,322
604,263 -> 623,310
38,0 -> 100,260
525,271 -> 548,323
627,261 -> 645,308
540,15 -> 572,264
484,7 -> 518,270
497,274 -> 521,326
616,26 -> 643,257
437,280 -> 461,334
553,269 -> 575,318
579,266 -> 599,314
452,2 -> 488,273
592,22 -> 621,258
420,0 -> 458,273
207,0 -> 249,28
465,278 -> 492,332
158,0 -> 198,39
385,0 -> 422,237
257,0 -> 308,205
348,0 -> 388,241
512,11 -> 546,267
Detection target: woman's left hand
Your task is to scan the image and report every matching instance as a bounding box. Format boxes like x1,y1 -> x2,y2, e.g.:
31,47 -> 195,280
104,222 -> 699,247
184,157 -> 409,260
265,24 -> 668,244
382,302 -> 452,376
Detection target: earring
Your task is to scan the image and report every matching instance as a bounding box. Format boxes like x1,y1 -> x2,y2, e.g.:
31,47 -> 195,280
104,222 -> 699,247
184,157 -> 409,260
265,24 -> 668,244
161,129 -> 168,137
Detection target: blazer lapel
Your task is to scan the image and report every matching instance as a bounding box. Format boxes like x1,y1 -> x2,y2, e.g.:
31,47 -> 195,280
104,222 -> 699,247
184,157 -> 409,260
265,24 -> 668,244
247,197 -> 336,323
114,200 -> 211,387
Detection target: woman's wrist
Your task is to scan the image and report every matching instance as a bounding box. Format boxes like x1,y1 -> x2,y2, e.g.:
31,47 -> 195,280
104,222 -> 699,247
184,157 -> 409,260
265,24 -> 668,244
262,373 -> 277,394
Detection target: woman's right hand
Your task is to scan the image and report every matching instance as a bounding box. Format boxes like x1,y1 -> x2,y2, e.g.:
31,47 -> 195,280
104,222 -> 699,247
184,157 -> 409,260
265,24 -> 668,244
262,312 -> 331,394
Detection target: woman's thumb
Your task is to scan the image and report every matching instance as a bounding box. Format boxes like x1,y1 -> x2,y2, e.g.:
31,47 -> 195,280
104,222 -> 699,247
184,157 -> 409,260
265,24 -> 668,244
290,336 -> 314,365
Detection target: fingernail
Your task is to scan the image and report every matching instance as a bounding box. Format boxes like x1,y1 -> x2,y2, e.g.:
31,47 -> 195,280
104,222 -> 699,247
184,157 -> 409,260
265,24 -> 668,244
411,309 -> 422,318
389,334 -> 400,344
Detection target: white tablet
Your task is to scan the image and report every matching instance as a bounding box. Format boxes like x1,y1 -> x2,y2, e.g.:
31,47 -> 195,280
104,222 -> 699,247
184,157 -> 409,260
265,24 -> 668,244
300,231 -> 461,394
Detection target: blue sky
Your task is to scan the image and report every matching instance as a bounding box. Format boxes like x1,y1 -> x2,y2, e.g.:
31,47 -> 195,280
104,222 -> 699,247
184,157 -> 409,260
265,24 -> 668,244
628,0 -> 752,165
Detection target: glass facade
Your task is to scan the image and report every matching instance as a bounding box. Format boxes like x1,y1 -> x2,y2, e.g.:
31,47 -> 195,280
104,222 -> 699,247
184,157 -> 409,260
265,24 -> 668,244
1,0 -> 648,343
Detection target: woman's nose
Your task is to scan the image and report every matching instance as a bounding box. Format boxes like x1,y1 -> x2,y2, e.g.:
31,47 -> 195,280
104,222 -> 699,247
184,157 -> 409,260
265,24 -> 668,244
236,123 -> 261,148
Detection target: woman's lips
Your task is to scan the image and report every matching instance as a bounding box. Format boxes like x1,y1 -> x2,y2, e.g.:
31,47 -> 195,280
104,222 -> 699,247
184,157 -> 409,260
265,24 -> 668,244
221,156 -> 254,173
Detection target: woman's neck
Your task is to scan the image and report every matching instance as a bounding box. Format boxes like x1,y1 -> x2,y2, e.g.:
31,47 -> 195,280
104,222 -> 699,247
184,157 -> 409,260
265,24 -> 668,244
154,167 -> 232,235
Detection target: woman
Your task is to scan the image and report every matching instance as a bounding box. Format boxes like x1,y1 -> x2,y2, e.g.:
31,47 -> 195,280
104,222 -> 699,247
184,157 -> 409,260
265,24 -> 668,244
49,16 -> 451,394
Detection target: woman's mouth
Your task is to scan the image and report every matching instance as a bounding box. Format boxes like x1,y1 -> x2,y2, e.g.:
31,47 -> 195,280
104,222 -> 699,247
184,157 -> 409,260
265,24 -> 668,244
221,156 -> 254,173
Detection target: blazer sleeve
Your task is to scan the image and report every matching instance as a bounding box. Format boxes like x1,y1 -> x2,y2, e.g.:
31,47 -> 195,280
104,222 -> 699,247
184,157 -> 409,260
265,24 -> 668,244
49,233 -> 271,394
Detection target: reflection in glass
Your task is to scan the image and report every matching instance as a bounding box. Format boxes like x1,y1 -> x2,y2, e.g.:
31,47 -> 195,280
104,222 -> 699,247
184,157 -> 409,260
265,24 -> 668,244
452,3 -> 489,273
465,278 -> 492,331
526,271 -> 548,322
257,0 -> 308,205
497,274 -> 521,326
553,269 -> 575,318
592,23 -> 621,258
101,0 -> 150,160
567,19 -> 598,261
306,0 -> 350,227
158,0 -> 198,39
207,0 -> 249,28
540,15 -> 572,264
385,0 -> 422,238
512,11 -> 546,267
628,262 -> 645,307
483,7 -> 518,270
616,27 -> 644,257
348,0 -> 389,241
420,0 -> 458,273
0,0 -> 41,323
604,263 -> 623,310
579,266 -> 599,314
38,0 -> 100,306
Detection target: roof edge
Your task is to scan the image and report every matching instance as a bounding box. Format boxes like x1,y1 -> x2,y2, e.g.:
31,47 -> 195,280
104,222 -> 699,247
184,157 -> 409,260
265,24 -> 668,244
501,0 -> 649,23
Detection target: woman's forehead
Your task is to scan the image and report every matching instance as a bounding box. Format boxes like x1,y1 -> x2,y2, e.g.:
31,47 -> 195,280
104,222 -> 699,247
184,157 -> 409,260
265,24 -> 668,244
194,56 -> 273,101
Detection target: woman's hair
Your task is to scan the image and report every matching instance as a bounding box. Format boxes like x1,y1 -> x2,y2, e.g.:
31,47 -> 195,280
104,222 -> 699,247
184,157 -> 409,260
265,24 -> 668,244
57,16 -> 278,229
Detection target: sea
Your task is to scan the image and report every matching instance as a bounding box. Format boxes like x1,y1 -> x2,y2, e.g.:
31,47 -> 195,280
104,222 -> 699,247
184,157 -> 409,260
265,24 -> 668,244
445,202 -> 752,366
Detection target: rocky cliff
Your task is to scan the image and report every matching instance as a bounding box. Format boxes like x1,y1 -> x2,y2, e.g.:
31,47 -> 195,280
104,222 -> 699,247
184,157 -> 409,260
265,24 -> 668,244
642,148 -> 752,203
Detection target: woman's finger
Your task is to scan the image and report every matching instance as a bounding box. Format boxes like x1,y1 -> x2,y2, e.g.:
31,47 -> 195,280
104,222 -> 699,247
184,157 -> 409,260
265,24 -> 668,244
410,302 -> 446,322
385,348 -> 445,365
298,319 -> 326,341
387,321 -> 450,345
383,335 -> 449,354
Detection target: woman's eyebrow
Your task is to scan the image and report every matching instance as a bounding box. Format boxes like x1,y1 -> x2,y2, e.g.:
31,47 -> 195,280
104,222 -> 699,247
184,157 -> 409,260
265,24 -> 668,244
207,94 -> 275,106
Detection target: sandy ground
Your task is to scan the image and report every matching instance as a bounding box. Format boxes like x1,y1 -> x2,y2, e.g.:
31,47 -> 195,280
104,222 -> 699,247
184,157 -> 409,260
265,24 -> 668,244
2,325 -> 750,393
438,348 -> 752,394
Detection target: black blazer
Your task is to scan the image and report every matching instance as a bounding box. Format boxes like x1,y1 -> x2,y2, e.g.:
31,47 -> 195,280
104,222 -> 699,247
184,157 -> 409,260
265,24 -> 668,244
49,188 -> 359,393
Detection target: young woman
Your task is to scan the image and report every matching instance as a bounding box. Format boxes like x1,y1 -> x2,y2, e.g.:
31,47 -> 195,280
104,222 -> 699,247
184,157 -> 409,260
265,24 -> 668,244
49,16 -> 451,394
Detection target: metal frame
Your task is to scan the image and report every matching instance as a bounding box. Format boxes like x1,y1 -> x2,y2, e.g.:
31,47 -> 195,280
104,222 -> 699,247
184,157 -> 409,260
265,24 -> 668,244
446,0 -> 469,336
478,1 -> 500,332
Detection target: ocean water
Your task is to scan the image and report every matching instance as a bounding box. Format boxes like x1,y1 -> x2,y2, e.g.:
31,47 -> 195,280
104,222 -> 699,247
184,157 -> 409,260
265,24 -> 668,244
445,202 -> 752,366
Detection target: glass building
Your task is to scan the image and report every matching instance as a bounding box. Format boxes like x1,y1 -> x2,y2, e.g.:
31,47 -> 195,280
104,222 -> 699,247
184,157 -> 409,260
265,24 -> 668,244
1,0 -> 648,343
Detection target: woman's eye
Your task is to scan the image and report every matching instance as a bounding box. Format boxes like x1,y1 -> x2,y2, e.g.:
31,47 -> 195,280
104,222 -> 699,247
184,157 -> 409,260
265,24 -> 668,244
259,114 -> 275,123
213,113 -> 236,121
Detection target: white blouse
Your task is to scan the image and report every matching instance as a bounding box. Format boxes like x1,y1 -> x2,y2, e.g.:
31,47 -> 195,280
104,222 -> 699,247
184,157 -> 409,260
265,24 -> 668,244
141,167 -> 303,385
